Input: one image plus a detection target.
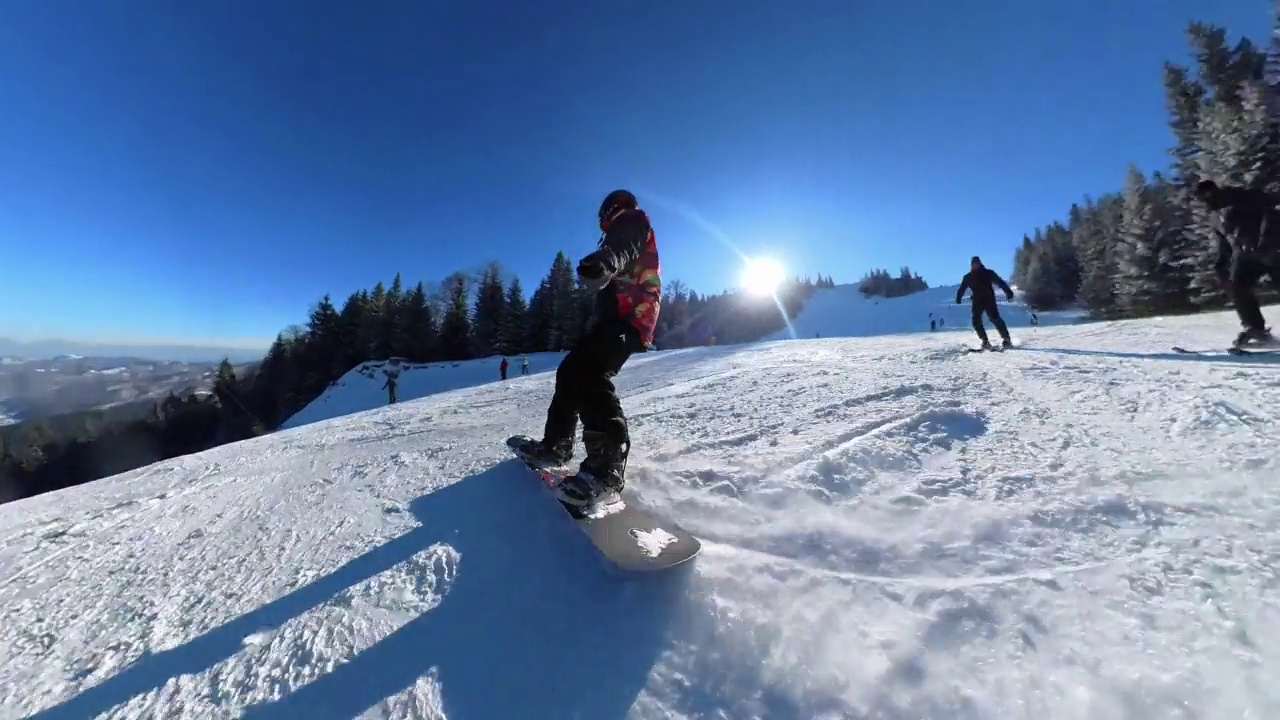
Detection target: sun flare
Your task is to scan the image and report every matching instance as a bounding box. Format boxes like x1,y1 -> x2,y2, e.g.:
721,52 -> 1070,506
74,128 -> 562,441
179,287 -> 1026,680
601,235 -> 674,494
740,257 -> 787,297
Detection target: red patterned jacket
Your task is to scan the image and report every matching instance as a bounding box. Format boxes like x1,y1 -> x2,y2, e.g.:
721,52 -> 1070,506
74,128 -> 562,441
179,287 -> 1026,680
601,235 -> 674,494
580,208 -> 661,347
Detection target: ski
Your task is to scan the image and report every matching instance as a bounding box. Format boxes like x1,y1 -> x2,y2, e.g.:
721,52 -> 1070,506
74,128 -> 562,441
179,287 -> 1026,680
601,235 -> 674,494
1172,345 -> 1280,357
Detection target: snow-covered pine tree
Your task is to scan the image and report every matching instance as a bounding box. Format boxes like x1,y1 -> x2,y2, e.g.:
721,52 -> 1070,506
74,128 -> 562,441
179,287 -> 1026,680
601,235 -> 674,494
1115,165 -> 1164,314
1071,197 -> 1119,314
1146,172 -> 1194,311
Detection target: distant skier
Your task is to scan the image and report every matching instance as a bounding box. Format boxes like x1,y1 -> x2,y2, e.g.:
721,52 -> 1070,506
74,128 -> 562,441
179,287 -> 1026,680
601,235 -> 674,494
956,255 -> 1014,349
1194,179 -> 1280,347
381,374 -> 398,405
510,189 -> 660,507
520,355 -> 529,375
500,357 -> 509,380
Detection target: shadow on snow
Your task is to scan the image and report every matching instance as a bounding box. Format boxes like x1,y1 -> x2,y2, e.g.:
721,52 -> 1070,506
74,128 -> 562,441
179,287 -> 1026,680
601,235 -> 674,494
29,461 -> 693,720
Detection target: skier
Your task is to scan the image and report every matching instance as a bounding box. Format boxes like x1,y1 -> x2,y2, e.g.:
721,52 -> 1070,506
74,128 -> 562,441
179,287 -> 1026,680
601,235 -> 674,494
520,355 -> 529,375
500,357 -> 508,380
1194,179 -> 1280,347
956,255 -> 1014,348
511,189 -> 660,506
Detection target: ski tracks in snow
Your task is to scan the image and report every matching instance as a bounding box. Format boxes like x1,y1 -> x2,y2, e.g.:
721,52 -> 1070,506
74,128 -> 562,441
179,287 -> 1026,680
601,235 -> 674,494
0,432 -> 464,719
622,329 -> 1280,719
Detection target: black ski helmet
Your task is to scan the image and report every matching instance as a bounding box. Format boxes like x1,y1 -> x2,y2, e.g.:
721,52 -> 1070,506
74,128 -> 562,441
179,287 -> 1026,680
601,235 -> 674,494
599,189 -> 637,230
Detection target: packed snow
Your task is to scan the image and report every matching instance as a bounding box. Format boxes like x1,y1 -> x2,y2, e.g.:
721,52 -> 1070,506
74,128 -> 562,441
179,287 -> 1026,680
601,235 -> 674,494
766,283 -> 1082,341
3,307 -> 1280,719
281,354 -> 556,430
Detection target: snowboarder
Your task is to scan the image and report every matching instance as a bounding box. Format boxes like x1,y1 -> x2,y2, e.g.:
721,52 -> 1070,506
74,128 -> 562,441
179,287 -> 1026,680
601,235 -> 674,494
956,255 -> 1014,348
1194,179 -> 1280,347
381,373 -> 398,405
510,189 -> 661,506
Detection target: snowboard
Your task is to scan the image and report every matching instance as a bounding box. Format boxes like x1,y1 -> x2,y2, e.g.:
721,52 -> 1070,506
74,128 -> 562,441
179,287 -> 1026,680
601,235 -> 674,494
505,435 -> 701,572
963,344 -> 1010,353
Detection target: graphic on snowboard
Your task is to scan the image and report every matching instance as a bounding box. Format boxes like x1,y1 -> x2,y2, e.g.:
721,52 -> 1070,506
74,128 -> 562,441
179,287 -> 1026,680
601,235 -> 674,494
506,434 -> 701,571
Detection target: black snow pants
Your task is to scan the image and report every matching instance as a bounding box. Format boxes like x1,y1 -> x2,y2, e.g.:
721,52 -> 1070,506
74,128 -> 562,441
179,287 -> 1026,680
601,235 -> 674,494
972,299 -> 1010,344
1229,251 -> 1275,332
543,317 -> 643,447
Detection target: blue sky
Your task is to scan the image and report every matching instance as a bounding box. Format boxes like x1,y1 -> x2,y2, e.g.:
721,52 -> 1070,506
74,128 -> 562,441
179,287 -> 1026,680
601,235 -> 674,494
0,0 -> 1267,350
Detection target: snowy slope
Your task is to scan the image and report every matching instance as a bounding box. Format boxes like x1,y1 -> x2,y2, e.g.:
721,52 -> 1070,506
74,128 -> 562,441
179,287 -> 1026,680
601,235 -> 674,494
4,309 -> 1280,719
766,283 -> 1084,341
282,353 -> 560,430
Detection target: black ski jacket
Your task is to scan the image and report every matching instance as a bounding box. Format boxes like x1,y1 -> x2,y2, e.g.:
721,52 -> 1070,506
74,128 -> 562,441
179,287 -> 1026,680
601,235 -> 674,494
956,267 -> 1013,306
1212,186 -> 1280,272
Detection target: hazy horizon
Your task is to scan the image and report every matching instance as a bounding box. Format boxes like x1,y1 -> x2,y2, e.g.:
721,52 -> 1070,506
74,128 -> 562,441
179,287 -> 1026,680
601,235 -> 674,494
0,333 -> 270,363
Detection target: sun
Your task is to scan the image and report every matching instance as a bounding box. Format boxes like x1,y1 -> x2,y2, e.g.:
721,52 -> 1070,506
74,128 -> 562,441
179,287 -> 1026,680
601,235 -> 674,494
740,257 -> 787,297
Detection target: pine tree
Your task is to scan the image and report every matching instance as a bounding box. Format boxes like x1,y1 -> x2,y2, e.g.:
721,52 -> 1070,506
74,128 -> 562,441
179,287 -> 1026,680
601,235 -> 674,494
438,273 -> 473,360
304,294 -> 344,387
1072,197 -> 1118,314
336,291 -> 369,372
499,277 -> 528,354
525,277 -> 554,352
546,252 -> 579,350
375,274 -> 404,360
401,281 -> 438,361
471,262 -> 507,357
1115,165 -> 1163,313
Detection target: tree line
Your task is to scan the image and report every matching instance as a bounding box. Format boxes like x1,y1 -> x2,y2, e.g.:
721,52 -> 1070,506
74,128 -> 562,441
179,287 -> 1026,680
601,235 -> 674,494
0,251 -> 827,503
1012,20 -> 1279,317
858,267 -> 928,299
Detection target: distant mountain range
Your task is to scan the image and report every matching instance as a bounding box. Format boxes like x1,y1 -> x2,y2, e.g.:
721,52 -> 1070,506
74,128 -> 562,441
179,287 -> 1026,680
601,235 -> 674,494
0,354 -> 260,427
0,337 -> 267,364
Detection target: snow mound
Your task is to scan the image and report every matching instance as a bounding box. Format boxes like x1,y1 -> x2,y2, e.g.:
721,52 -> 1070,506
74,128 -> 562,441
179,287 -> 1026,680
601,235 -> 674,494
3,307 -> 1280,719
767,282 -> 1085,341
281,353 -> 560,430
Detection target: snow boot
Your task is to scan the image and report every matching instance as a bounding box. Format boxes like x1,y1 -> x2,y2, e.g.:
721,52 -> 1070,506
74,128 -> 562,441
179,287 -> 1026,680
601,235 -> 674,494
555,431 -> 629,507
1233,326 -> 1276,348
1001,337 -> 1013,349
510,435 -> 574,468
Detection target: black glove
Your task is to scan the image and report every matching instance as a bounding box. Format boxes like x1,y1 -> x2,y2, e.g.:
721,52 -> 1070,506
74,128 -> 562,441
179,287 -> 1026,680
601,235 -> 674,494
576,259 -> 610,291
1005,291 -> 1014,301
